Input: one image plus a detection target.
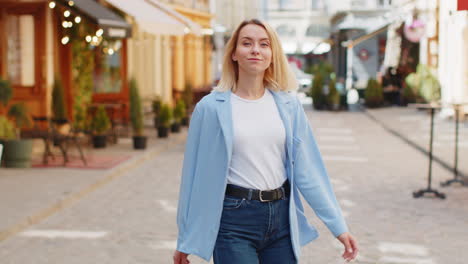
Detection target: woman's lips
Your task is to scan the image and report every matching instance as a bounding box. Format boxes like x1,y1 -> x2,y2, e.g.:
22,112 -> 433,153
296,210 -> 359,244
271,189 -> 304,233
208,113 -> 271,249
248,58 -> 261,61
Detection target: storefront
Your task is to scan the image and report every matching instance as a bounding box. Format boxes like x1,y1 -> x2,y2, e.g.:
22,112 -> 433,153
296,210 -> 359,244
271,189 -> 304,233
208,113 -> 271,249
0,0 -> 131,123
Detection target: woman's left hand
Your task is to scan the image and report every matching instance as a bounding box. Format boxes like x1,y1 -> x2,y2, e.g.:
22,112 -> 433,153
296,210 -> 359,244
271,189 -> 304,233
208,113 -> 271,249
337,232 -> 358,262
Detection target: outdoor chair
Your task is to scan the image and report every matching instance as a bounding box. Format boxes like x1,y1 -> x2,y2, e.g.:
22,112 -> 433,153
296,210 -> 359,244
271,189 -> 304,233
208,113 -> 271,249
23,117 -> 88,166
50,118 -> 88,166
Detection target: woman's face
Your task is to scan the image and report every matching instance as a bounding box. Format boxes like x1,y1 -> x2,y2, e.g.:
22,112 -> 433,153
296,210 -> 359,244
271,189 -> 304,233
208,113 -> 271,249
232,24 -> 272,76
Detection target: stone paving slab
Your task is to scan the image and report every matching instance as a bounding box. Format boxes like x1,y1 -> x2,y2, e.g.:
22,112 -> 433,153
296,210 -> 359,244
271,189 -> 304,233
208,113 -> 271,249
0,105 -> 467,263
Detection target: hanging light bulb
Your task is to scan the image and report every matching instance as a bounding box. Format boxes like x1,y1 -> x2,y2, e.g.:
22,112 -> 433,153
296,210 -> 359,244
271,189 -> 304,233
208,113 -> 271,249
49,1 -> 56,9
85,35 -> 92,42
68,0 -> 75,6
74,16 -> 81,24
96,29 -> 104,37
64,10 -> 71,18
92,36 -> 99,43
108,48 -> 114,55
68,21 -> 73,28
61,36 -> 70,45
62,21 -> 69,28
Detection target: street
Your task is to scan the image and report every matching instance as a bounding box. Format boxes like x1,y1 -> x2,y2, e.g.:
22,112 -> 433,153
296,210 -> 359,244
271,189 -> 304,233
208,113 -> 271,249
1,105 -> 467,264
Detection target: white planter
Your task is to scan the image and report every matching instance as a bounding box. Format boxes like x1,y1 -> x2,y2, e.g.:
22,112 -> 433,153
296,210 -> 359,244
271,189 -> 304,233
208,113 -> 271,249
0,143 -> 3,163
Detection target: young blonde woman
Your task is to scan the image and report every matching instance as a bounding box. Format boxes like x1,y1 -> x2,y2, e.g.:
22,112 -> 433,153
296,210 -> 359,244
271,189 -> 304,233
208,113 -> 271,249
173,19 -> 358,264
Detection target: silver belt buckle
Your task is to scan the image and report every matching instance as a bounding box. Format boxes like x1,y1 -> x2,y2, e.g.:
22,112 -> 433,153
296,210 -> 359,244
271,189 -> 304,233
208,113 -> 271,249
259,190 -> 273,202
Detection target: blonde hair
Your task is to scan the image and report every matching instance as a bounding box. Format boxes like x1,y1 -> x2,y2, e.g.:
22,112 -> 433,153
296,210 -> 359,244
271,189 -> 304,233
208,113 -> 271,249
214,19 -> 297,92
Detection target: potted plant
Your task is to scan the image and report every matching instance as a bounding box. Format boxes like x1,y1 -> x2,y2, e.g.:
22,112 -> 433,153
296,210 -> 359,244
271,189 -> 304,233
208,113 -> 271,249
181,83 -> 194,126
405,64 -> 441,104
0,78 -> 33,168
157,104 -> 172,138
129,78 -> 147,149
172,100 -> 186,133
151,96 -> 162,128
308,72 -> 326,110
51,77 -> 71,144
364,79 -> 384,108
90,105 -> 111,148
327,78 -> 340,111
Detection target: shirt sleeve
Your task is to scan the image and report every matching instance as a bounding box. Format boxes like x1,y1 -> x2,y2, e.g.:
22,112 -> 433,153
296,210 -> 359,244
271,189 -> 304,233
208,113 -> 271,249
292,97 -> 348,238
176,103 -> 204,253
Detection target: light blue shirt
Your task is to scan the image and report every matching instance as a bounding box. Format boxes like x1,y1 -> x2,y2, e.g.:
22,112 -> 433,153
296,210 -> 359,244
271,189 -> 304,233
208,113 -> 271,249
176,89 -> 348,262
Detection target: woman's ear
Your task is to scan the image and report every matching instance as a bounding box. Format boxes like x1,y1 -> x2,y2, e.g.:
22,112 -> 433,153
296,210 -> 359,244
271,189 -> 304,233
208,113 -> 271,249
232,53 -> 237,61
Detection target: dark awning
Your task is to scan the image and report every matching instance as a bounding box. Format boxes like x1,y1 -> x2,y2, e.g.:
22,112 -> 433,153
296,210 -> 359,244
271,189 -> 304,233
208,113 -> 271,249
58,0 -> 131,38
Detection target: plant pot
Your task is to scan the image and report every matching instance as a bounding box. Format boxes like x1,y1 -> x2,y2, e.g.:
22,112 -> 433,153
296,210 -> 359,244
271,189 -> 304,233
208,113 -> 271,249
153,116 -> 159,128
1,139 -> 33,168
157,126 -> 169,138
171,122 -> 181,133
92,135 -> 107,148
132,136 -> 147,149
330,103 -> 340,111
181,117 -> 189,126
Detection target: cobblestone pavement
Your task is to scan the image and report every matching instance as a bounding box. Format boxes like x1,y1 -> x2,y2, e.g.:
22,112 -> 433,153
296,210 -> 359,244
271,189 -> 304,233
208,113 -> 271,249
0,104 -> 467,264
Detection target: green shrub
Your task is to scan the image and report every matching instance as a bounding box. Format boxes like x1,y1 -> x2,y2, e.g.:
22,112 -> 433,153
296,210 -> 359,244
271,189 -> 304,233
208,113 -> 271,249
0,78 -> 12,107
327,78 -> 340,107
183,83 -> 194,112
158,104 -> 172,128
152,96 -> 162,115
8,103 -> 30,128
364,79 -> 384,108
173,100 -> 186,123
0,78 -> 30,136
0,116 -> 16,140
52,78 -> 67,120
405,64 -> 441,103
90,106 -> 110,135
129,78 -> 144,136
308,73 -> 326,109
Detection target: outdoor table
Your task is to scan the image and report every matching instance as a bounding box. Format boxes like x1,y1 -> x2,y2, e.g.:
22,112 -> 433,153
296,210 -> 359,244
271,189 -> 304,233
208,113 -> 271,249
409,103 -> 446,199
441,102 -> 468,187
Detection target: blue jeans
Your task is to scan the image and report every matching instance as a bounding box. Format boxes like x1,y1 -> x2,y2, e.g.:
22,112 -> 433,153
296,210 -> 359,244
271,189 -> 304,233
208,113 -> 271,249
213,187 -> 297,264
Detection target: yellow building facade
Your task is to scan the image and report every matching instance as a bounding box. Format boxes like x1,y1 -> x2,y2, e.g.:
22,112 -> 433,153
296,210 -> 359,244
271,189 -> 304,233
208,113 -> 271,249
167,1 -> 214,101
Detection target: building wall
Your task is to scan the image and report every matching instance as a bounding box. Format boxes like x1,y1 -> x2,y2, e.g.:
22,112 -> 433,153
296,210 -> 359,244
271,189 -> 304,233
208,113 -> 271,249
438,0 -> 468,113
165,0 -> 214,96
127,21 -> 173,105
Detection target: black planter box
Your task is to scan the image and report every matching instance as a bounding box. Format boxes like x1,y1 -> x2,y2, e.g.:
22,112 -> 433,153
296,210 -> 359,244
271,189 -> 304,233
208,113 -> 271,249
92,135 -> 107,148
158,127 -> 169,138
171,122 -> 181,133
181,117 -> 189,126
132,136 -> 147,149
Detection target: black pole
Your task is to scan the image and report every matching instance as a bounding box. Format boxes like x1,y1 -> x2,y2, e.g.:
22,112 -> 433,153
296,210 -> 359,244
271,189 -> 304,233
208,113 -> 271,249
441,105 -> 467,187
428,108 -> 434,189
413,106 -> 446,199
454,107 -> 459,179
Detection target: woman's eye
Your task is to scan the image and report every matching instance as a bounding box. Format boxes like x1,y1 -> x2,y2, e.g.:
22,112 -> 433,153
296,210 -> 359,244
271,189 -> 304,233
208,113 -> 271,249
261,43 -> 269,47
243,42 -> 251,46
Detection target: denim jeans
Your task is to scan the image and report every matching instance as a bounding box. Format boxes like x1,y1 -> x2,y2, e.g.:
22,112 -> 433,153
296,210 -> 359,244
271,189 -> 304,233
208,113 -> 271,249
213,186 -> 297,264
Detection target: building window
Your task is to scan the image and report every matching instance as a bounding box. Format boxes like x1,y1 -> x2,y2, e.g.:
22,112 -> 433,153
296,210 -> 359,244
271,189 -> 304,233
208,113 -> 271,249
93,39 -> 123,94
378,0 -> 392,6
6,14 -> 35,87
306,24 -> 330,38
276,24 -> 296,37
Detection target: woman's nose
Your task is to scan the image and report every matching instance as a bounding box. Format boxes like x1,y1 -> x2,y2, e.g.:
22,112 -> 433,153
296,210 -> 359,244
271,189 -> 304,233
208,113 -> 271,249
251,44 -> 260,54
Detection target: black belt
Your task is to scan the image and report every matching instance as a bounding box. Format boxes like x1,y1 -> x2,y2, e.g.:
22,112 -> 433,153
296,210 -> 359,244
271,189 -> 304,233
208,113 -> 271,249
225,180 -> 290,202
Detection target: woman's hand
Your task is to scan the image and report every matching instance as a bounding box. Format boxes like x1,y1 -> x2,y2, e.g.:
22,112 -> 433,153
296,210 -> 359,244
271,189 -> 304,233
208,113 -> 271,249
337,232 -> 358,262
173,250 -> 190,264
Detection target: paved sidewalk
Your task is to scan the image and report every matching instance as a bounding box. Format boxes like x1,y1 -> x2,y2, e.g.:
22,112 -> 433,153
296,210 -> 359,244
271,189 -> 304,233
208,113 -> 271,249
0,105 -> 467,264
0,127 -> 188,242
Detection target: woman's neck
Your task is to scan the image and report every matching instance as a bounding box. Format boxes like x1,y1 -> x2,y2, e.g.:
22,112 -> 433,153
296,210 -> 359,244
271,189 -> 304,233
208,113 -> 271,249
235,72 -> 265,100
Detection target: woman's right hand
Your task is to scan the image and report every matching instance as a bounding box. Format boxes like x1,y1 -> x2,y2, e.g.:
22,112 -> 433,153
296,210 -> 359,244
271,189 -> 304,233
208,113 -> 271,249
173,250 -> 190,264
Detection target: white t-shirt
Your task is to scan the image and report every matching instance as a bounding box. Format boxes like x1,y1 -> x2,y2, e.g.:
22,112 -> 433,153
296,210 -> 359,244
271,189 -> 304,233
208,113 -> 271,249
227,89 -> 287,190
